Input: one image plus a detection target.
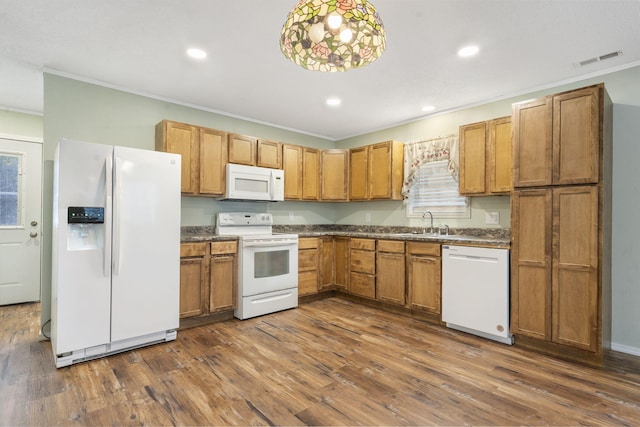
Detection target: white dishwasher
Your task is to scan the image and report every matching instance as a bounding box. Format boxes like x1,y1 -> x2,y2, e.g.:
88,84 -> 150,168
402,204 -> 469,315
441,245 -> 513,345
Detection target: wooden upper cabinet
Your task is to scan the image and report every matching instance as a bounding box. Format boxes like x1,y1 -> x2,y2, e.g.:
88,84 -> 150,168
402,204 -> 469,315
368,141 -> 404,200
156,120 -> 227,196
321,149 -> 348,201
513,97 -> 553,187
488,117 -> 513,193
282,144 -> 303,200
302,147 -> 320,200
228,133 -> 257,166
553,86 -> 600,185
257,139 -> 282,169
199,127 -> 227,195
459,116 -> 512,195
459,122 -> 487,195
349,146 -> 368,200
513,84 -> 603,188
156,120 -> 199,194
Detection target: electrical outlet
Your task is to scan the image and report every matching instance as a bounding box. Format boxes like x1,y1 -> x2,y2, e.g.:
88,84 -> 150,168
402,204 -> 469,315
485,211 -> 500,225
364,212 -> 371,223
288,212 -> 294,222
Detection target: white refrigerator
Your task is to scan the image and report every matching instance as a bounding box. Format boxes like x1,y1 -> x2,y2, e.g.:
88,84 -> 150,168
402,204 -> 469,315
51,138 -> 181,368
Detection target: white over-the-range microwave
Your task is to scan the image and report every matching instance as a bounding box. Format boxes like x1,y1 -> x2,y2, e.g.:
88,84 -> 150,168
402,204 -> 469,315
223,163 -> 284,201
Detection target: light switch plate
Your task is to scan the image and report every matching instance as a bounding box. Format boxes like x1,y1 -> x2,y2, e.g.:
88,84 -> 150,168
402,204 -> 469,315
365,212 -> 371,223
485,211 -> 500,225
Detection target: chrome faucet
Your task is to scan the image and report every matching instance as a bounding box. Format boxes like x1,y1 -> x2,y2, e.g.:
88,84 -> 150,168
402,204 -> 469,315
422,211 -> 433,235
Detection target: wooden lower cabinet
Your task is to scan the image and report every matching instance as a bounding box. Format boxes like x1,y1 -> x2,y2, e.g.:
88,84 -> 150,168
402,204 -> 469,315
179,241 -> 237,320
349,238 -> 376,299
511,185 -> 605,362
209,241 -> 237,313
179,243 -> 208,318
407,242 -> 441,315
319,237 -> 335,291
298,237 -> 319,296
334,237 -> 350,292
376,240 -> 406,305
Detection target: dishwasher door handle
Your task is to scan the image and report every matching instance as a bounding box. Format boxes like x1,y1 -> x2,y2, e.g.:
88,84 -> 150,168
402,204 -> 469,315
448,254 -> 499,263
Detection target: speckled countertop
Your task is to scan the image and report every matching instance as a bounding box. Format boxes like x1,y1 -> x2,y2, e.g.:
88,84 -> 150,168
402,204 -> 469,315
181,225 -> 510,248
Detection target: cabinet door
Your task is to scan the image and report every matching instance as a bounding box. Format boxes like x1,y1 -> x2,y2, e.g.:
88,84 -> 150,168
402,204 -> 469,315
199,127 -> 227,195
350,272 -> 375,299
368,141 -> 392,199
488,116 -> 512,194
407,254 -> 441,314
552,186 -> 598,351
321,150 -> 349,200
349,146 -> 368,200
376,251 -> 405,305
334,237 -> 350,292
511,188 -> 552,340
210,255 -> 235,312
302,147 -> 320,200
459,121 -> 487,195
228,133 -> 257,166
282,144 -> 303,200
512,97 -> 553,187
156,120 -> 199,194
319,237 -> 335,291
179,257 -> 207,318
257,139 -> 282,169
553,86 -> 600,185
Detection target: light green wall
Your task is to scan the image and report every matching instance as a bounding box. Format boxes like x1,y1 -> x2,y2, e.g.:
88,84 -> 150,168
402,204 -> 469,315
0,109 -> 43,139
611,104 -> 640,354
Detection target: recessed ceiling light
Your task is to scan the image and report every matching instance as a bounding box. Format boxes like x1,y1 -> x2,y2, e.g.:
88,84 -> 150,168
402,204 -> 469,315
187,48 -> 207,60
421,105 -> 435,113
458,45 -> 479,58
326,97 -> 341,107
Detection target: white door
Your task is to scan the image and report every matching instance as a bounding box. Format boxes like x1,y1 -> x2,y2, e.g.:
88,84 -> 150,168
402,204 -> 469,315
0,137 -> 42,306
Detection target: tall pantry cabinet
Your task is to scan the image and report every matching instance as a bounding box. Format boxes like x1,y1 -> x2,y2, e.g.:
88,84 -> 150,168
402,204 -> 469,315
510,83 -> 612,365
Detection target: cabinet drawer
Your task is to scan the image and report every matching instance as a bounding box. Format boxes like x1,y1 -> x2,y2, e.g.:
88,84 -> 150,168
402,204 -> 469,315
210,241 -> 237,255
298,249 -> 318,271
377,240 -> 405,253
180,242 -> 207,258
298,237 -> 319,250
406,242 -> 441,257
350,238 -> 375,251
350,249 -> 375,274
350,272 -> 375,299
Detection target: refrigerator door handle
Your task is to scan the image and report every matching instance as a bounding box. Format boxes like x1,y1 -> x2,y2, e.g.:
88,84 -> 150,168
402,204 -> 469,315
104,154 -> 113,277
112,156 -> 122,275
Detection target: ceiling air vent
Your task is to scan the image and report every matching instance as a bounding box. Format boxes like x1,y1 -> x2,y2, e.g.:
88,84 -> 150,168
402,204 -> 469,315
579,50 -> 623,67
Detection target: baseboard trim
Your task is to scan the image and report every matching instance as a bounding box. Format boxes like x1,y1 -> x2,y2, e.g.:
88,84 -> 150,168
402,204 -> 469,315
611,342 -> 640,356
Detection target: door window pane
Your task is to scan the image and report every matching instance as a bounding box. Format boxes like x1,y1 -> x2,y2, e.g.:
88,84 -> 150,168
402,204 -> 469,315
0,154 -> 21,226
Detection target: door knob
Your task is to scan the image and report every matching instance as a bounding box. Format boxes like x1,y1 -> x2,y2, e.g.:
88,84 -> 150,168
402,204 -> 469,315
31,221 -> 38,226
30,232 -> 38,238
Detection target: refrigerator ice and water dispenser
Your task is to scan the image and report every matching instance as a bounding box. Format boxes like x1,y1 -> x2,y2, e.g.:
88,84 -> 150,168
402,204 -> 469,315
67,206 -> 104,251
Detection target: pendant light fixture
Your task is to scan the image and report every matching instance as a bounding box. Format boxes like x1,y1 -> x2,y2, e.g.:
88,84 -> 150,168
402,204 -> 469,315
280,0 -> 386,72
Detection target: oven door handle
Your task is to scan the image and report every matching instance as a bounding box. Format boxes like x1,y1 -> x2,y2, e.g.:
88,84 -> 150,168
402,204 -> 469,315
243,240 -> 298,248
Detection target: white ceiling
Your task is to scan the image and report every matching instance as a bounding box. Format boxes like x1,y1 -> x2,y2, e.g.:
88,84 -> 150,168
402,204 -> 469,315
1,0 -> 640,140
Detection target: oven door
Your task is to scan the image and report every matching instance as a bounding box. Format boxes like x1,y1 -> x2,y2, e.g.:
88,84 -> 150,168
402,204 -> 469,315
239,235 -> 298,297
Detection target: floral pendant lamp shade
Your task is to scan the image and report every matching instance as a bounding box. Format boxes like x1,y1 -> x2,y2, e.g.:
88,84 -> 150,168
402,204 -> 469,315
280,0 -> 386,72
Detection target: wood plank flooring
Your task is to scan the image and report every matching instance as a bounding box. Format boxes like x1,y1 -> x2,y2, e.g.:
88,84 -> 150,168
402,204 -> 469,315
2,297 -> 640,426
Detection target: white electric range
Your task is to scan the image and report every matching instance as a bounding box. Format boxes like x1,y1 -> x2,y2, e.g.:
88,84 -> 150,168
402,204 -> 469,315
216,212 -> 298,320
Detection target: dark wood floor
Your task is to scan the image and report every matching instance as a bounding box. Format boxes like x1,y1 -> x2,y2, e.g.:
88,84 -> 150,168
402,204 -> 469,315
2,298 -> 640,426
